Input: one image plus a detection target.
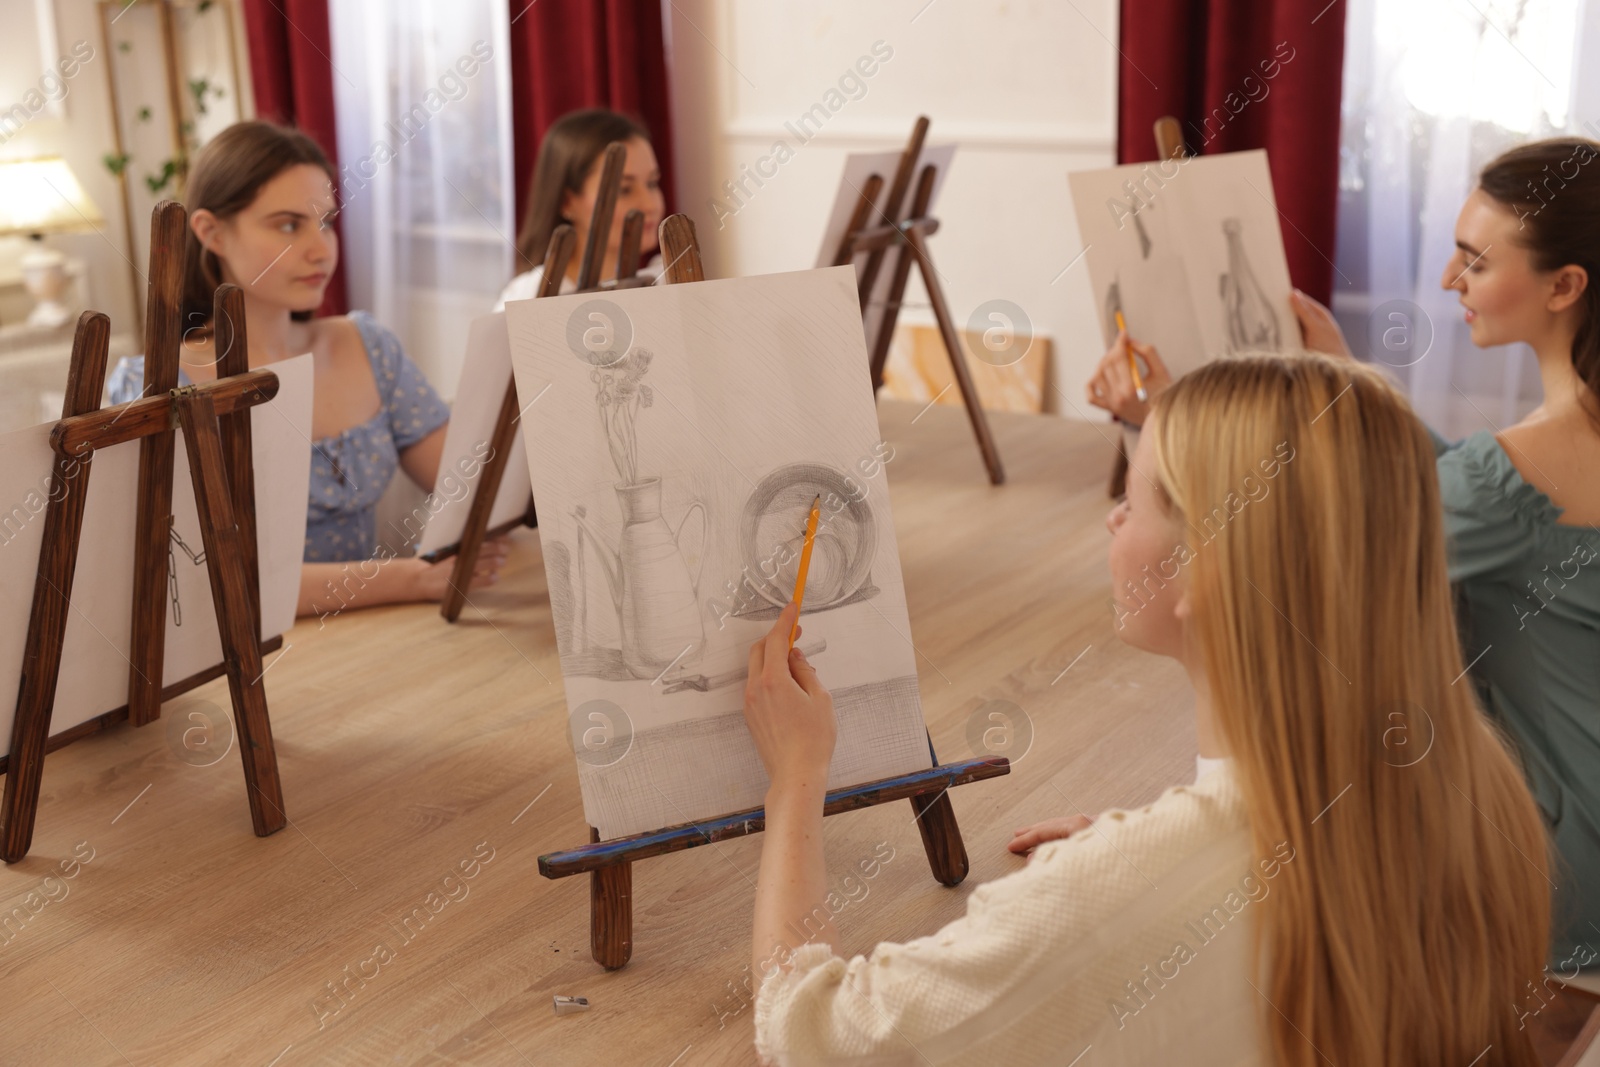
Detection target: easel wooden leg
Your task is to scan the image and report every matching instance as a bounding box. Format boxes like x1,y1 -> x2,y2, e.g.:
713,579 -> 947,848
442,383 -> 522,623
2,312 -> 110,862
175,392 -> 286,837
129,203 -> 188,727
909,789 -> 970,886
854,116 -> 928,307
588,826 -> 633,969
865,164 -> 937,392
213,286 -> 262,632
906,225 -> 1006,485
1,481 -> 88,862
866,234 -> 917,394
127,438 -> 177,725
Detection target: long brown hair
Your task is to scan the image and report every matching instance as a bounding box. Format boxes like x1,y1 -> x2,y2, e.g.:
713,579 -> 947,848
513,108 -> 650,271
180,120 -> 336,329
1148,352 -> 1550,1066
1480,137 -> 1600,428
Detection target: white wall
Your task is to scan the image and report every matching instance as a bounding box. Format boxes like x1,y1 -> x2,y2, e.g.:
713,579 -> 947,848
0,0 -> 143,335
663,0 -> 1120,417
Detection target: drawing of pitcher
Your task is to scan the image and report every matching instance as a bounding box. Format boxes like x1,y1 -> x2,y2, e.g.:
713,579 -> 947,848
575,477 -> 707,679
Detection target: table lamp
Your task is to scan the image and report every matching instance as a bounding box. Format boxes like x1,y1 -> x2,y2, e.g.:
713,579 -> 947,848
0,158 -> 106,329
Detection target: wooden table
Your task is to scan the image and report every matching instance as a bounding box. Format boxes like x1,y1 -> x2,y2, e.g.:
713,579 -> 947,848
0,400 -> 1197,1066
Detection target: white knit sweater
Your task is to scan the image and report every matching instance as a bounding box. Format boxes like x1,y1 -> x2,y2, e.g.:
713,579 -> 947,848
754,767 -> 1281,1065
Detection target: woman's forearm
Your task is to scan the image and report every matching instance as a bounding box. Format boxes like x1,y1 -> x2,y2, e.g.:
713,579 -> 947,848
752,775 -> 840,989
297,558 -> 421,619
400,424 -> 448,492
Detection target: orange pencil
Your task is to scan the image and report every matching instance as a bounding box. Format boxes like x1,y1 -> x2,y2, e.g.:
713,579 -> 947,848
1114,310 -> 1148,402
788,494 -> 821,650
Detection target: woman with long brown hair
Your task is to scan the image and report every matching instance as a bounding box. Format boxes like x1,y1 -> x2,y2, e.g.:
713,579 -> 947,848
107,120 -> 508,617
494,108 -> 665,308
1090,136 -> 1599,971
743,352 -> 1550,1064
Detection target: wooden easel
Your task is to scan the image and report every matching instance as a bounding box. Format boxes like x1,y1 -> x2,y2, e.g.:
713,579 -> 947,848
536,212 -> 1011,970
831,116 -> 1005,485
436,142 -> 648,621
1109,116 -> 1188,500
1,201 -> 287,861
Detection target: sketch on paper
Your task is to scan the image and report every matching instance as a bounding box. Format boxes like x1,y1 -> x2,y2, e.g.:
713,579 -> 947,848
1068,149 -> 1294,379
415,313 -> 533,558
733,462 -> 880,620
0,354 -> 315,755
505,267 -> 933,838
1219,218 -> 1282,351
566,346 -> 710,682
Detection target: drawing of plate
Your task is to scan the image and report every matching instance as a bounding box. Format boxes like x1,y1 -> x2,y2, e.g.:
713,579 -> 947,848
739,463 -> 876,611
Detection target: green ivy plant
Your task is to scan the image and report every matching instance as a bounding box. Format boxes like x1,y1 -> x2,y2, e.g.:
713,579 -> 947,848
101,1 -> 225,197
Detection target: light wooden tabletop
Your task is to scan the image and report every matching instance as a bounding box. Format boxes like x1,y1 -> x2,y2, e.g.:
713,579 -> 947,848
0,399 -> 1197,1066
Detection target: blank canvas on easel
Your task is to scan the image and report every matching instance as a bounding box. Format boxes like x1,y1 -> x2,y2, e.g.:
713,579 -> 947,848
1068,149 -> 1294,377
416,313 -> 532,558
505,267 -> 933,838
0,354 -> 314,752
815,143 -> 956,350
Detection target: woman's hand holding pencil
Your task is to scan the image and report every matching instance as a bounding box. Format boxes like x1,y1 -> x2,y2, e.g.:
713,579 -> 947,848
743,494 -> 836,792
788,495 -> 821,651
742,602 -> 837,791
1087,324 -> 1172,427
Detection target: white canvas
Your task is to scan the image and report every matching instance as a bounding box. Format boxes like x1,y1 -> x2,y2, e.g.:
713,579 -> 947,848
0,353 -> 314,754
1067,149 -> 1294,377
505,267 -> 933,838
415,313 -> 532,558
814,143 -> 957,353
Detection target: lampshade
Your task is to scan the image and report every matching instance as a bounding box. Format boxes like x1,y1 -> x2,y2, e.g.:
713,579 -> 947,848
0,157 -> 105,237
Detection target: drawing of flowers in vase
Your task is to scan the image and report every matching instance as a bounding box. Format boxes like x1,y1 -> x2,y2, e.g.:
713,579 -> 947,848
566,350 -> 709,681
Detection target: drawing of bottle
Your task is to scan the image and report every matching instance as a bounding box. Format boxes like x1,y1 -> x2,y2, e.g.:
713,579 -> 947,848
1219,218 -> 1282,351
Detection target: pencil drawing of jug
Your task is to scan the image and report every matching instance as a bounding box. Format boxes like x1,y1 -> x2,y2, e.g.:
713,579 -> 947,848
572,477 -> 707,679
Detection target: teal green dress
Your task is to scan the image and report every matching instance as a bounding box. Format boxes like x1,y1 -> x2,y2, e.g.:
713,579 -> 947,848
1434,429 -> 1599,970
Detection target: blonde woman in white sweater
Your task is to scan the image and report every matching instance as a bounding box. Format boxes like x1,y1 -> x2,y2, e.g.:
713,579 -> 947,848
742,352 -> 1551,1066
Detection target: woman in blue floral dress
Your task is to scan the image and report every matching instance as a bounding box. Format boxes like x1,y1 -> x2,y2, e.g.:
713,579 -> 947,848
108,121 -> 508,617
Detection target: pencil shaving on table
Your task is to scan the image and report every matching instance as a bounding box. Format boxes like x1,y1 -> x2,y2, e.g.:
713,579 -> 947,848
553,995 -> 591,1015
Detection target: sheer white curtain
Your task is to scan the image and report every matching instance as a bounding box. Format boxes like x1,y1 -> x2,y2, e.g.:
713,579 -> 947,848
1333,0 -> 1596,437
329,0 -> 516,396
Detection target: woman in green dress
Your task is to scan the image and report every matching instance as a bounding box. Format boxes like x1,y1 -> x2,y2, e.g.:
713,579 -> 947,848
1087,137 -> 1599,970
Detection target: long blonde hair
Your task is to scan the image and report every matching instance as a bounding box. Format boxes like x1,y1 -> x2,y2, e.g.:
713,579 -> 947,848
1147,352 -> 1550,1065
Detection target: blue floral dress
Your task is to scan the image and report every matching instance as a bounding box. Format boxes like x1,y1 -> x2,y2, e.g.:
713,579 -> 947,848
106,311 -> 450,563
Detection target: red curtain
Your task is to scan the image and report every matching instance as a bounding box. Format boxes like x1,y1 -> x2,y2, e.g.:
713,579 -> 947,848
240,0 -> 349,316
507,0 -> 677,238
1118,0 -> 1347,305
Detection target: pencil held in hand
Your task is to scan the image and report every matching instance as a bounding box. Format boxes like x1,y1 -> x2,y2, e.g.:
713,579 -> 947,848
789,494 -> 822,650
1114,310 -> 1148,403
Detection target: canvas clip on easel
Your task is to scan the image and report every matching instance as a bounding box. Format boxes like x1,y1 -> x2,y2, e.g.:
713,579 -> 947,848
434,141 -> 650,622
535,212 -> 1012,970
1,201 -> 288,861
833,115 -> 1005,485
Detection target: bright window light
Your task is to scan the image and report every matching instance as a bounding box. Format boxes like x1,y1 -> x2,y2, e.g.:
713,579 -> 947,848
1386,0 -> 1577,129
